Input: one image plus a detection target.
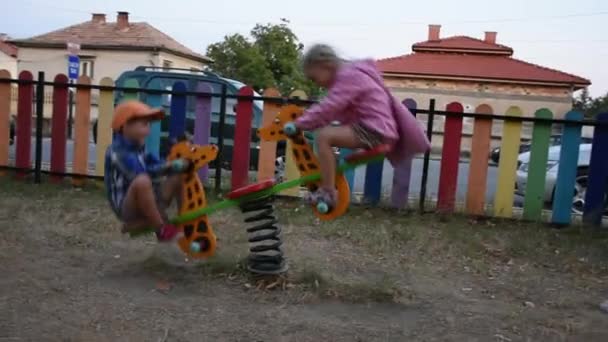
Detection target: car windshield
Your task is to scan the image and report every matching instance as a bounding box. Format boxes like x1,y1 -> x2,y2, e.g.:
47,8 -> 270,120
225,79 -> 264,110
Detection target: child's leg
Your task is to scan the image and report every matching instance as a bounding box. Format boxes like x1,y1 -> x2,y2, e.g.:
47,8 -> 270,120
316,125 -> 367,191
121,174 -> 165,234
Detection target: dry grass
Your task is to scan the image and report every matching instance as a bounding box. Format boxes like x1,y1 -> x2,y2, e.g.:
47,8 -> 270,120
2,178 -> 608,341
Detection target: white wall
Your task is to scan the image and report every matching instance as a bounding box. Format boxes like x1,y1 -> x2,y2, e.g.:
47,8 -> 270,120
0,51 -> 17,77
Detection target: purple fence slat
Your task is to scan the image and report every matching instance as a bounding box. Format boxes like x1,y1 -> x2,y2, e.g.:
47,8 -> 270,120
194,82 -> 213,181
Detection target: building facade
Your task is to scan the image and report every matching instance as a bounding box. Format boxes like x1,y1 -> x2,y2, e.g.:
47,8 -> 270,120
8,11 -> 211,131
377,25 -> 591,152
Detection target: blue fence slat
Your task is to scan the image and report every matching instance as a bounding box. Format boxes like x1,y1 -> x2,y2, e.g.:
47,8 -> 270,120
168,81 -> 187,141
340,148 -> 355,192
551,111 -> 583,225
583,112 -> 608,225
363,159 -> 384,205
144,79 -> 162,158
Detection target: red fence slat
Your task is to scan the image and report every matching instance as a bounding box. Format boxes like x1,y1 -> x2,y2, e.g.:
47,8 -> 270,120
50,74 -> 69,183
15,71 -> 34,179
231,86 -> 254,191
437,102 -> 464,213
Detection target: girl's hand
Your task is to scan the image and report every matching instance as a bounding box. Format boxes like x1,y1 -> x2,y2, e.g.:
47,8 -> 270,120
283,122 -> 299,136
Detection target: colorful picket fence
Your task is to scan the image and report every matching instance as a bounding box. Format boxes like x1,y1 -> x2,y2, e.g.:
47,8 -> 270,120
1,69 -> 608,227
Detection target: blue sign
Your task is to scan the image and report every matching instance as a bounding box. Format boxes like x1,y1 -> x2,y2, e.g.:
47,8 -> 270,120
68,55 -> 80,80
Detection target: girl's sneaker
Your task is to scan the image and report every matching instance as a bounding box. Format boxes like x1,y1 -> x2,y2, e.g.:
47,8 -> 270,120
305,188 -> 337,207
156,223 -> 180,242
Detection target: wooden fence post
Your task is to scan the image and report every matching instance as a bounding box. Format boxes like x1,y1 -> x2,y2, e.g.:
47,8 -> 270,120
72,75 -> 91,186
15,71 -> 33,179
465,104 -> 493,216
493,106 -> 523,218
257,88 -> 281,182
0,70 -> 11,175
437,102 -> 464,213
194,82 -> 212,182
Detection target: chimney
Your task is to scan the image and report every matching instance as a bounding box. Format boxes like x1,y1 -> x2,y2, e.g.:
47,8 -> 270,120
91,13 -> 106,24
428,24 -> 441,41
484,31 -> 497,44
117,11 -> 130,30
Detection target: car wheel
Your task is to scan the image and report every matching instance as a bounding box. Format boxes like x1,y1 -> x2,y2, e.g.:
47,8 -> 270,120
571,168 -> 588,215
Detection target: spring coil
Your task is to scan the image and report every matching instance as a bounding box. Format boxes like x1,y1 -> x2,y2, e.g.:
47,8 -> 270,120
239,195 -> 288,275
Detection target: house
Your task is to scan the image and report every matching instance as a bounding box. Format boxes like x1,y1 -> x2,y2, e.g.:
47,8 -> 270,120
0,34 -> 18,128
376,25 -> 591,151
11,12 -> 211,83
0,34 -> 18,77
9,11 -> 211,134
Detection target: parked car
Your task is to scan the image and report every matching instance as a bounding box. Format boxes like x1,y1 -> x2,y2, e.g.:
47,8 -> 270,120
490,135 -> 593,164
93,66 -> 281,169
515,143 -> 592,214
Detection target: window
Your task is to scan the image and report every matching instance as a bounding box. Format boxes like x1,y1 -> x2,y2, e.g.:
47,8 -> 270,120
163,60 -> 173,69
80,60 -> 94,78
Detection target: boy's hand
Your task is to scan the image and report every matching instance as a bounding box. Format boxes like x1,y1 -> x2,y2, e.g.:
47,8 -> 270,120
168,159 -> 191,173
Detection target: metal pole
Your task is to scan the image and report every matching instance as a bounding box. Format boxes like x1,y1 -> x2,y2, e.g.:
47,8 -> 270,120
214,84 -> 227,195
34,71 -> 45,184
419,99 -> 435,213
67,80 -> 74,139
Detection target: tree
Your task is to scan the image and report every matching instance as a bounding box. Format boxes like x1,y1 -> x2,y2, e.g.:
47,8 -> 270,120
205,23 -> 322,96
573,88 -> 608,118
206,34 -> 274,91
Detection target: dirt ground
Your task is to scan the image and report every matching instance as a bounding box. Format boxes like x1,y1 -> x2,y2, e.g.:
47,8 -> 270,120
1,179 -> 608,342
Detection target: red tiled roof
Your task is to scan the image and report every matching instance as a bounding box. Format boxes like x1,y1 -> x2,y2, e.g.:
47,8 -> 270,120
0,40 -> 17,58
378,36 -> 590,88
412,36 -> 513,55
11,20 -> 211,63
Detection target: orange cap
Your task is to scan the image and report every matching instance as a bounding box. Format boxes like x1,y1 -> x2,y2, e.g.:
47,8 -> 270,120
111,100 -> 164,131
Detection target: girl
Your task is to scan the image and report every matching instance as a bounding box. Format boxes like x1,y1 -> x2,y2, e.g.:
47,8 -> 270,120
290,44 -> 430,206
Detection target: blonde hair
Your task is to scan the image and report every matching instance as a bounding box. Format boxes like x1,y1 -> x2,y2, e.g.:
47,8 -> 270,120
302,44 -> 341,69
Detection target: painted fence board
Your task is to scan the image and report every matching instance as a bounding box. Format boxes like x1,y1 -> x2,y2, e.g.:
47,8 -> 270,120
465,104 -> 493,215
145,79 -> 163,158
363,159 -> 384,205
231,86 -> 254,191
95,77 -> 114,177
168,81 -> 187,141
583,112 -> 608,226
522,109 -> 553,221
0,70 -> 11,173
437,102 -> 464,213
390,99 -> 417,209
551,111 -> 584,225
282,90 -> 307,196
257,88 -> 281,182
15,71 -> 33,178
72,76 -> 91,186
493,106 -> 523,218
50,74 -> 69,182
194,82 -> 212,181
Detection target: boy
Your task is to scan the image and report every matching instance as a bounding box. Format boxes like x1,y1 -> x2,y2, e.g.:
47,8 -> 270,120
104,100 -> 190,241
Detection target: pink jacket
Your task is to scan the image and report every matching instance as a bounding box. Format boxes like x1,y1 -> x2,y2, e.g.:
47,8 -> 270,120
296,59 -> 430,165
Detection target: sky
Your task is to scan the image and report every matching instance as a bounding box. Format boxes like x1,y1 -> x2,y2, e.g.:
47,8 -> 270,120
2,0 -> 607,96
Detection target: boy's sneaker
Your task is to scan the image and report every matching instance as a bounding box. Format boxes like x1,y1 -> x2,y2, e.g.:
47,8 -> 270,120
156,223 -> 180,242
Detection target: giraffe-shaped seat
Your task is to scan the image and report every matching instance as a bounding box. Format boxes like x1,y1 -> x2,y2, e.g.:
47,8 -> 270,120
257,104 -> 351,221
166,139 -> 218,259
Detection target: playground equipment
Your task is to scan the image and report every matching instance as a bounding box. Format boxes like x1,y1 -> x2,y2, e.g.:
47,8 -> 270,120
130,105 -> 391,274
257,104 -> 352,221
165,138 -> 218,259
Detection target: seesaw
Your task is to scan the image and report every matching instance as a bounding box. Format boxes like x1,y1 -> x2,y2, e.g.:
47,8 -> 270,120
129,144 -> 388,238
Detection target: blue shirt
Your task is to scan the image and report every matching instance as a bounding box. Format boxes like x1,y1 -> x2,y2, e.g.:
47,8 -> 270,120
104,134 -> 167,217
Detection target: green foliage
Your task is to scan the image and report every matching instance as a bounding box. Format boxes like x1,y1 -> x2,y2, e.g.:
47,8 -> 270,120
206,34 -> 274,91
205,23 -> 322,97
573,88 -> 608,118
